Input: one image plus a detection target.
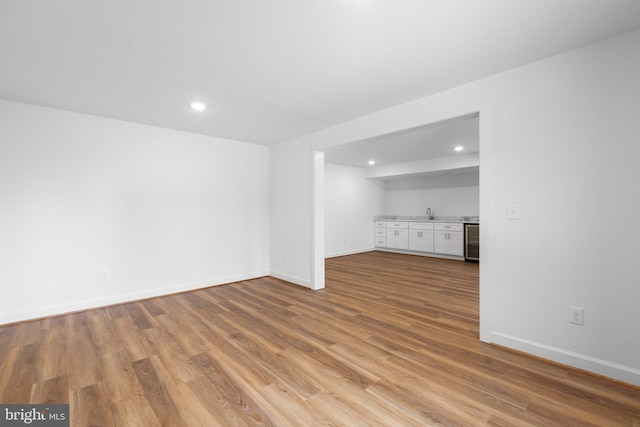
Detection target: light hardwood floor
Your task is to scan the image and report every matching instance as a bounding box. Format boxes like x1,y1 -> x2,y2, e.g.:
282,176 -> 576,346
1,251 -> 639,426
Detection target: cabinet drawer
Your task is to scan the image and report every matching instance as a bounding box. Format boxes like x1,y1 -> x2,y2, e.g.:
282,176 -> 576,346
375,228 -> 387,237
409,222 -> 434,230
375,237 -> 387,247
375,221 -> 386,228
435,222 -> 463,232
387,221 -> 408,229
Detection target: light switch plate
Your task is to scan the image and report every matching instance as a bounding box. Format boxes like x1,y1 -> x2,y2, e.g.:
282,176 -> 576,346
507,203 -> 520,220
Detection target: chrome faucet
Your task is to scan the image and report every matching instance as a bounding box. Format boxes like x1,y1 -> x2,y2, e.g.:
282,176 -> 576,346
426,208 -> 433,219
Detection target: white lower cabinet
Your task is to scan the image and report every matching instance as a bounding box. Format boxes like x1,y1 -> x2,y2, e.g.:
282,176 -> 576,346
387,229 -> 409,250
409,222 -> 434,252
375,220 -> 464,258
384,221 -> 409,249
375,222 -> 387,248
434,223 -> 464,256
409,230 -> 433,252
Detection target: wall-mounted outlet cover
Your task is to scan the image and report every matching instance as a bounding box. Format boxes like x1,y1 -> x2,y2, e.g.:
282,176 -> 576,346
569,306 -> 584,325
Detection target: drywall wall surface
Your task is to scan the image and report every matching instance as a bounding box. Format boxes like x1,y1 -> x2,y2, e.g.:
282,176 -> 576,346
269,28 -> 640,386
0,100 -> 269,324
324,163 -> 385,257
478,28 -> 640,385
384,172 -> 479,217
269,139 -> 314,287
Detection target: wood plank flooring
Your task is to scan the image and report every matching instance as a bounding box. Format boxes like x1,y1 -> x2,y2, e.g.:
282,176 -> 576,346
1,251 -> 639,426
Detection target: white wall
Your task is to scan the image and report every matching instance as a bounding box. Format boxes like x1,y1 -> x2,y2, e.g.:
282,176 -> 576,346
270,28 -> 640,386
384,172 -> 479,217
269,141 -> 313,287
324,163 -> 385,258
0,100 -> 269,324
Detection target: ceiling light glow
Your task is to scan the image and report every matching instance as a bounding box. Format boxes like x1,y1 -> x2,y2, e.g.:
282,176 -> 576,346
454,146 -> 464,152
368,160 -> 376,165
190,101 -> 206,111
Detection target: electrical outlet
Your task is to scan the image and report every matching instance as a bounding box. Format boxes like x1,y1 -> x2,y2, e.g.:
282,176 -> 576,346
101,269 -> 110,280
282,253 -> 287,263
569,306 -> 584,325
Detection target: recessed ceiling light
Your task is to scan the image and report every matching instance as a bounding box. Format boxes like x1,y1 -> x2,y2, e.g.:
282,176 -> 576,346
368,160 -> 376,165
190,101 -> 206,111
454,146 -> 464,152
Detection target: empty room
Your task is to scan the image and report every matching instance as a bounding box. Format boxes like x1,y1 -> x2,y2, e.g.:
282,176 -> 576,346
1,1 -> 640,425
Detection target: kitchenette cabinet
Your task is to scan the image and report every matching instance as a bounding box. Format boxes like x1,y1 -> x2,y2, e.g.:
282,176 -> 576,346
375,218 -> 470,259
408,222 -> 434,252
374,221 -> 387,247
385,221 -> 409,249
433,222 -> 464,256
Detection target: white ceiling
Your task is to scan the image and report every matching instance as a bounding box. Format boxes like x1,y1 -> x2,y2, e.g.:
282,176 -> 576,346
2,1 -> 640,145
324,114 -> 479,168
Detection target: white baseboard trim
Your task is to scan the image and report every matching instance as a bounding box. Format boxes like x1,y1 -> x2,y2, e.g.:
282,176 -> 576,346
325,248 -> 375,259
269,270 -> 313,289
0,270 -> 269,325
491,331 -> 640,388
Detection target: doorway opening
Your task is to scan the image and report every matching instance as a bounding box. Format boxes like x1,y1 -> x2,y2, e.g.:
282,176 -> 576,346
311,107 -> 490,342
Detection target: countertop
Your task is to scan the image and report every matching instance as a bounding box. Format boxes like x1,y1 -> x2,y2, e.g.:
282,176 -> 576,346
374,215 -> 479,224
